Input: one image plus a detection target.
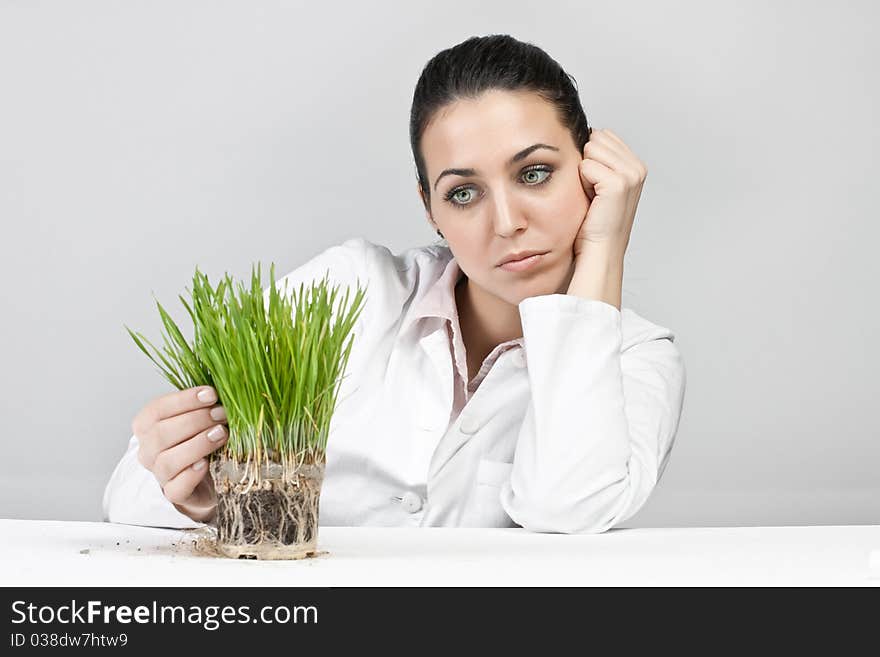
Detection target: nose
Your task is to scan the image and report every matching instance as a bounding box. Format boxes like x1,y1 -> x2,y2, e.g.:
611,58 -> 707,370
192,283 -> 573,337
491,190 -> 527,238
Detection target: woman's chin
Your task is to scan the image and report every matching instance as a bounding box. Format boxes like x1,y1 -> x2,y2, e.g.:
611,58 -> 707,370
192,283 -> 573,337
497,263 -> 572,304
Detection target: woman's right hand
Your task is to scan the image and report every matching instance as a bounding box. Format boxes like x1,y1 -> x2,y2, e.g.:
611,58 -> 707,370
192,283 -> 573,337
131,385 -> 228,523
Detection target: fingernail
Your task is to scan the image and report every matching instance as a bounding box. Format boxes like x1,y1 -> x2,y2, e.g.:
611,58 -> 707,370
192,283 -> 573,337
210,406 -> 227,422
207,425 -> 226,441
192,459 -> 206,471
197,388 -> 217,403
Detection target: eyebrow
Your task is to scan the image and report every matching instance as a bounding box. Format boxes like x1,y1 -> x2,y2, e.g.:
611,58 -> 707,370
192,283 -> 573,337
433,143 -> 560,192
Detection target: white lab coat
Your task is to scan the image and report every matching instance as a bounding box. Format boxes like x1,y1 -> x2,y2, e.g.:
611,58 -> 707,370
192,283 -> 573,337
103,237 -> 687,534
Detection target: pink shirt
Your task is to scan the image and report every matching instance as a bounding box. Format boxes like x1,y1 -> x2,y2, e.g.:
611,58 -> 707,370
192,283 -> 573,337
405,255 -> 524,422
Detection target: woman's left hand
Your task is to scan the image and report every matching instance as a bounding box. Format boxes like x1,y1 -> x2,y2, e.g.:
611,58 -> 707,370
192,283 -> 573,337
574,128 -> 648,258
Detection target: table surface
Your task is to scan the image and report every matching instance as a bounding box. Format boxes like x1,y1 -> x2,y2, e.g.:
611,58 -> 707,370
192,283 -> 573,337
1,519 -> 879,586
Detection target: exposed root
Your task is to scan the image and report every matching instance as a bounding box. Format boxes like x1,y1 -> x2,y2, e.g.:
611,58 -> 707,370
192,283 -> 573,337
210,456 -> 324,560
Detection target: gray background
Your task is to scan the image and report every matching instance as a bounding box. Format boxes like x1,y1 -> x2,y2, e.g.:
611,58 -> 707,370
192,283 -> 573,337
1,0 -> 877,527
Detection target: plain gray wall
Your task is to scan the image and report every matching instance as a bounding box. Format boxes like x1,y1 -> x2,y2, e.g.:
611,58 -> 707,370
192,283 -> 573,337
1,0 -> 877,527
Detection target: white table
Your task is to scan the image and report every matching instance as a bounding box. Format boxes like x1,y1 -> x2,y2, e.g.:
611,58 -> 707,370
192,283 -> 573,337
1,519 -> 878,586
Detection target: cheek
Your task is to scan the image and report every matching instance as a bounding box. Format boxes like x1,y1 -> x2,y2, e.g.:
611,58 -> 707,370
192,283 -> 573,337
444,228 -> 482,268
550,177 -> 590,238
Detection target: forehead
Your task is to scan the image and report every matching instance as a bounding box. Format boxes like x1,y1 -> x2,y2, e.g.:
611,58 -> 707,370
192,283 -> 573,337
421,89 -> 569,169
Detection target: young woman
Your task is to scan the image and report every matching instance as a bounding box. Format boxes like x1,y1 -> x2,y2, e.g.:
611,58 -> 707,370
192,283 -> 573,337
104,34 -> 686,534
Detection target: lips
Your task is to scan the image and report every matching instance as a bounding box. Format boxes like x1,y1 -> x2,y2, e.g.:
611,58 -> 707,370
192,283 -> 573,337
498,251 -> 548,273
498,250 -> 549,266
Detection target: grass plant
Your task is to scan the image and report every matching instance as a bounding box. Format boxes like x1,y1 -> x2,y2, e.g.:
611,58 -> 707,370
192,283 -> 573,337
125,263 -> 367,469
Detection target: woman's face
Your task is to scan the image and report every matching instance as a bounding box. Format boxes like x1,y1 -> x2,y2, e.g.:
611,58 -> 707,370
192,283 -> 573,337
419,89 -> 589,306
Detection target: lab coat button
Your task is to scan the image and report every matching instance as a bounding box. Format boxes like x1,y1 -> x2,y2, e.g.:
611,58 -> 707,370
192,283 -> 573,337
460,414 -> 481,434
400,491 -> 422,513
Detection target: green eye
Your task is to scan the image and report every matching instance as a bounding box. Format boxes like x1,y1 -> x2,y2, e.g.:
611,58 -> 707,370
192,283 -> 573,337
523,168 -> 550,184
453,188 -> 476,204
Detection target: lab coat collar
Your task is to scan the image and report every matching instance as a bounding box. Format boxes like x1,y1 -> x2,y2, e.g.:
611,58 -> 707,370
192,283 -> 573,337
398,246 -> 462,338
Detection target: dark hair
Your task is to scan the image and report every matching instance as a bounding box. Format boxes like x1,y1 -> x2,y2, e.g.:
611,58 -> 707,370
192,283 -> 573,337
409,34 -> 592,221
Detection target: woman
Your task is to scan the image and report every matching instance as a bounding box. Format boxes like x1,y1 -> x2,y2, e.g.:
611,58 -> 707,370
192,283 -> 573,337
103,34 -> 686,534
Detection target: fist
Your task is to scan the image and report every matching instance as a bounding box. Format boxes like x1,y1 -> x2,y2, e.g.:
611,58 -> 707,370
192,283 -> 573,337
575,127 -> 647,257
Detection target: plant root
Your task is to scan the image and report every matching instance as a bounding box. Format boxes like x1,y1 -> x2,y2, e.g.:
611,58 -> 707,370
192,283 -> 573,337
211,457 -> 324,561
